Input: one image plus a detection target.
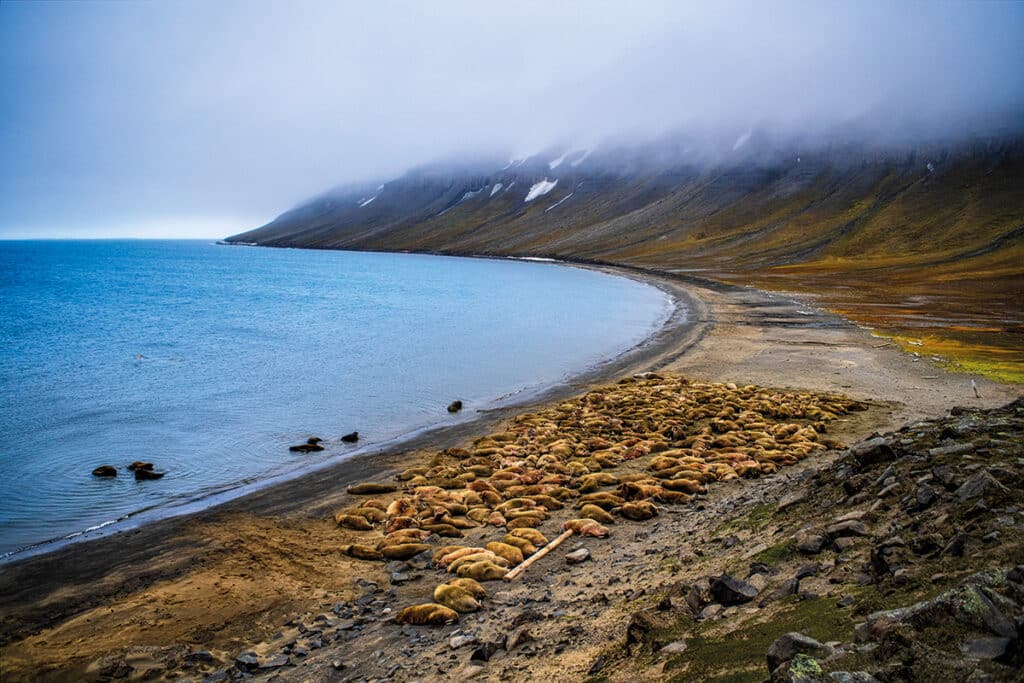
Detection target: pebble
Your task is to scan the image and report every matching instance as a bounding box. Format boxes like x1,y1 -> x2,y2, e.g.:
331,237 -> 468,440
565,548 -> 591,564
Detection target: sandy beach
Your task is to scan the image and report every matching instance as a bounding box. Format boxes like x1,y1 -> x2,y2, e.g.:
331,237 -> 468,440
0,263 -> 1018,682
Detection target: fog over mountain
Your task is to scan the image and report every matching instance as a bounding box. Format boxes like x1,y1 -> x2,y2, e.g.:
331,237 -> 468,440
1,1 -> 1022,237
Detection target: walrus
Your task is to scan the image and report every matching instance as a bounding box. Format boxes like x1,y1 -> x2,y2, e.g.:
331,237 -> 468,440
579,504 -> 615,524
485,541 -> 524,566
619,500 -> 658,521
438,546 -> 488,567
380,543 -> 431,561
508,528 -> 548,546
500,535 -> 537,557
448,552 -> 509,573
563,518 -> 610,537
394,603 -> 459,626
433,583 -> 480,613
456,560 -> 508,581
419,523 -> 463,538
334,513 -> 374,531
505,516 -> 543,530
347,482 -> 397,495
341,544 -> 383,561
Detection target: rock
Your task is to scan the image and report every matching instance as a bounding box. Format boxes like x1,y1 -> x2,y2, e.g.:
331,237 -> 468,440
127,461 -> 153,471
449,634 -> 478,649
134,468 -> 165,480
699,603 -> 723,620
288,443 -> 324,452
767,632 -> 835,673
929,443 -> 976,457
507,628 -> 533,650
202,672 -> 228,683
390,572 -> 411,584
340,431 -> 359,443
828,673 -> 881,683
795,564 -> 820,580
257,654 -> 289,669
850,437 -> 896,467
856,582 -> 1016,642
587,656 -> 606,675
748,573 -> 768,592
960,637 -> 1012,660
565,548 -> 591,564
761,578 -> 800,606
778,490 -> 807,511
660,639 -> 688,655
915,486 -> 938,510
685,579 -> 713,615
234,653 -> 258,671
774,654 -> 828,683
796,532 -> 828,555
92,465 -> 117,477
825,520 -> 869,538
306,436 -> 322,444
447,400 -> 463,413
710,574 -> 759,605
331,660 -> 346,671
956,472 -> 1009,502
185,650 -> 214,663
470,639 -> 504,662
833,536 -> 858,551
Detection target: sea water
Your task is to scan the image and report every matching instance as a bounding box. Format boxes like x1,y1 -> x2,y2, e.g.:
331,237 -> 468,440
0,240 -> 672,557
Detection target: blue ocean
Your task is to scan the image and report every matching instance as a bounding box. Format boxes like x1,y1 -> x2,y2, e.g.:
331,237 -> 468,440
0,240 -> 671,557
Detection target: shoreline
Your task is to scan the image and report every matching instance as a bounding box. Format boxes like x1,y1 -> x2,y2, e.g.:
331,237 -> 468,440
1,251 -> 1019,681
0,253 -> 683,564
0,261 -> 708,643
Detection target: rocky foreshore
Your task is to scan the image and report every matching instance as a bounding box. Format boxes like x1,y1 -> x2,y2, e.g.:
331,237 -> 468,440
51,377 -> 1021,683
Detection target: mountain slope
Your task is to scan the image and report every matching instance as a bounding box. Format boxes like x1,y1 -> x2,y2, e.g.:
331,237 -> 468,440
228,136 -> 1024,381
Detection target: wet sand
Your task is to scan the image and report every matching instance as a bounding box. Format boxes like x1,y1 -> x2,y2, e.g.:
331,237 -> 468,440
0,264 -> 1018,681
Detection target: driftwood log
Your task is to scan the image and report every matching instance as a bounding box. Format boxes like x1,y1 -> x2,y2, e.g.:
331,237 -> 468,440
502,529 -> 574,582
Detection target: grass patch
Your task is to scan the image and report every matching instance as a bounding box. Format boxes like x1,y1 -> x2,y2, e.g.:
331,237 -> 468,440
663,596 -> 854,682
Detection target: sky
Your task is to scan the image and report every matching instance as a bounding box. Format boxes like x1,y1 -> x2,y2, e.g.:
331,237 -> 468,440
1,1 -> 1022,239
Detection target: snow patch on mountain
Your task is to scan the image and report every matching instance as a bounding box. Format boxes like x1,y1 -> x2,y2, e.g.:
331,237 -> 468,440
524,178 -> 558,202
490,183 -> 503,196
570,149 -> 591,166
358,195 -> 378,208
549,152 -> 569,170
545,192 -> 574,212
733,129 -> 752,151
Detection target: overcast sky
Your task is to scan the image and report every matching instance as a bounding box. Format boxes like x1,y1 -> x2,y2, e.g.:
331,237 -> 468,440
1,1 -> 1022,238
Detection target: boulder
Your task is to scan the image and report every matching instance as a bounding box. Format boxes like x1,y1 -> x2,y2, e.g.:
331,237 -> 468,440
956,472 -> 1009,502
128,461 -> 153,471
796,532 -> 828,555
92,465 -> 117,477
766,632 -> 834,674
850,437 -> 895,467
447,400 -> 463,413
341,432 -> 360,443
710,573 -> 759,606
134,468 -> 165,480
826,520 -> 870,538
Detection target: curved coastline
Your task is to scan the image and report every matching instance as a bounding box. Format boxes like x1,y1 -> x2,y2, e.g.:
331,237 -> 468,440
2,246 -> 1021,678
0,256 -> 704,571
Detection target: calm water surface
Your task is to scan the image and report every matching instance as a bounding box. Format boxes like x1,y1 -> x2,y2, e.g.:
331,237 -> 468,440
0,241 -> 672,557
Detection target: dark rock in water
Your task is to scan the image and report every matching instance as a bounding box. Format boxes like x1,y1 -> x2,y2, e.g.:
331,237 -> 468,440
134,468 -> 165,480
766,632 -> 834,674
710,573 -> 759,605
289,443 -> 324,452
850,437 -> 896,467
92,465 -> 117,477
341,431 -> 359,443
447,400 -> 463,413
128,461 -> 154,471
306,436 -> 322,445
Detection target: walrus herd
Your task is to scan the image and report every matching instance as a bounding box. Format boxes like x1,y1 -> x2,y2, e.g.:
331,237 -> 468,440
332,373 -> 866,626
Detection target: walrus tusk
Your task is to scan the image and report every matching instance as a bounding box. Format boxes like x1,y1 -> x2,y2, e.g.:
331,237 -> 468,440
502,529 -> 574,582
